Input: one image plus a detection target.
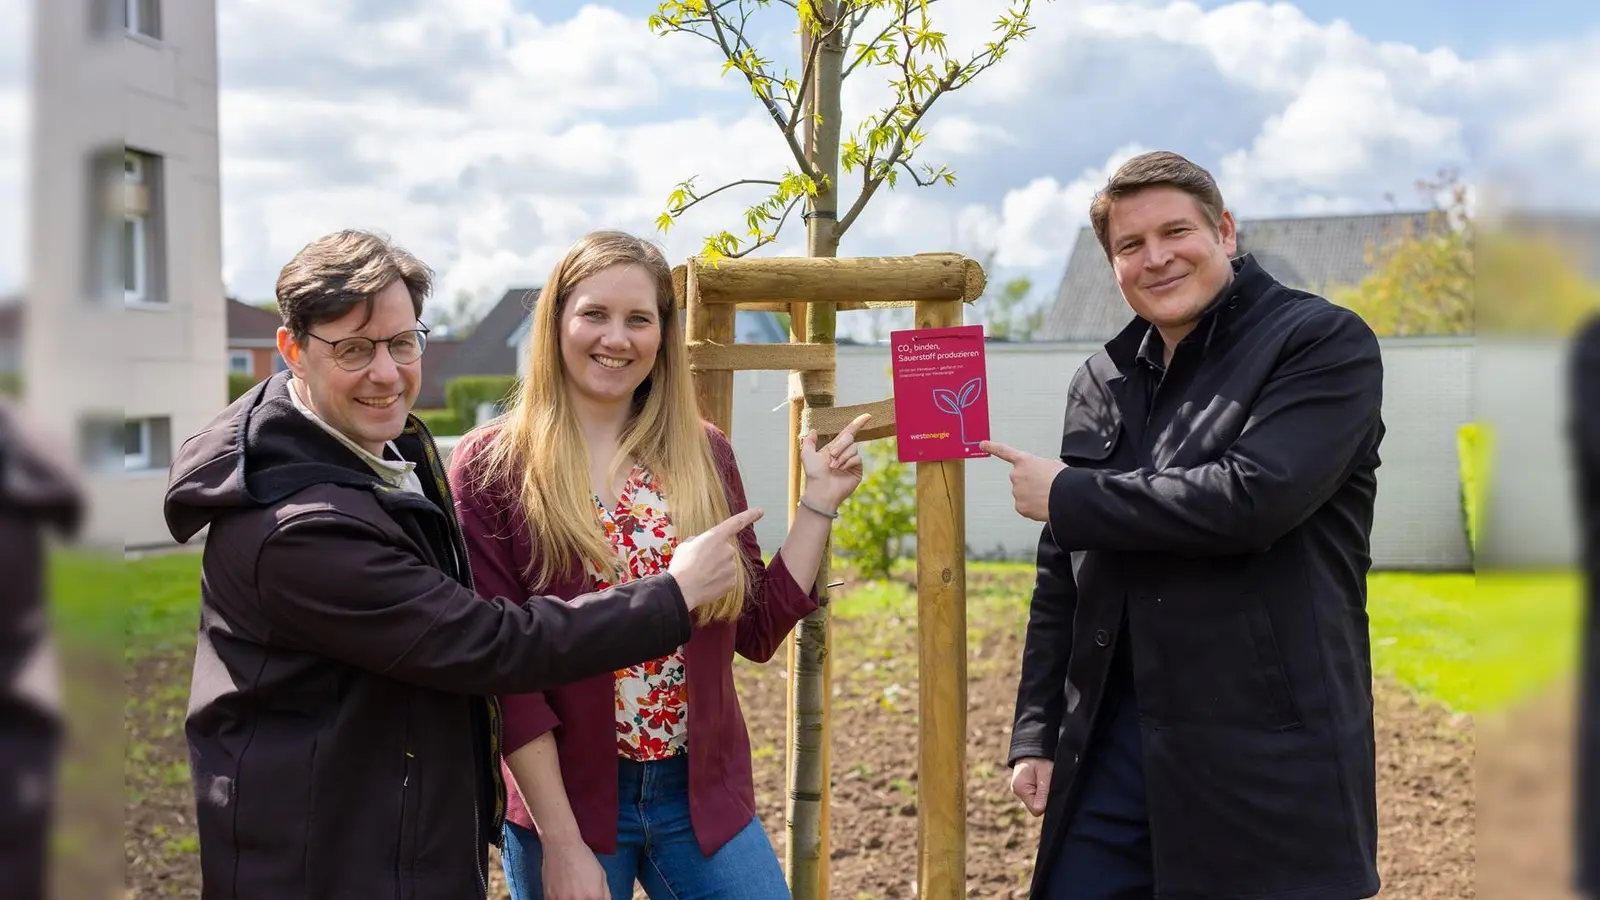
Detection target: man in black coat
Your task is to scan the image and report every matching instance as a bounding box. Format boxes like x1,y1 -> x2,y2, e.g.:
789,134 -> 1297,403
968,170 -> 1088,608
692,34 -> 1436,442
1573,314 -> 1599,898
984,150 -> 1385,900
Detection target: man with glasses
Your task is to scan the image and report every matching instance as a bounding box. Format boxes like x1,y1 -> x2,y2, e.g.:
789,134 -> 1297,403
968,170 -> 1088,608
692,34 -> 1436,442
163,230 -> 762,899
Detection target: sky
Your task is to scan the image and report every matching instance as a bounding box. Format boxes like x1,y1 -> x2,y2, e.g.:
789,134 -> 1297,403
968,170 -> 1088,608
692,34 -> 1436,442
2,0 -> 1598,335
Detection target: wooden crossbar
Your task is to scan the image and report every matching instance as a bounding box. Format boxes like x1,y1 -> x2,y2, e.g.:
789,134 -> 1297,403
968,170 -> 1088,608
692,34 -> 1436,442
671,254 -> 985,308
688,341 -> 835,373
801,398 -> 897,443
729,300 -> 926,312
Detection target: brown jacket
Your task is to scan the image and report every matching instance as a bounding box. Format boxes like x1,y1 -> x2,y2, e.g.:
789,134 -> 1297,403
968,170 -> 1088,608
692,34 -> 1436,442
164,372 -> 692,899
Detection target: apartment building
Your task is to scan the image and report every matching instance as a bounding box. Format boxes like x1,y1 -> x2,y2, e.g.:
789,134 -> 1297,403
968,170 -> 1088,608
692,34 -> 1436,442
26,0 -> 224,549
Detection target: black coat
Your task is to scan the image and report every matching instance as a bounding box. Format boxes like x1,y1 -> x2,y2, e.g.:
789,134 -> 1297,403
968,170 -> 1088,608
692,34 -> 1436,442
164,373 -> 693,899
1572,315 -> 1600,896
1009,255 -> 1385,900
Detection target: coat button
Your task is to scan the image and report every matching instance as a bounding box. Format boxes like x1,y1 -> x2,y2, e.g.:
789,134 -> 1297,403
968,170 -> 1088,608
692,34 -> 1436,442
1094,629 -> 1110,647
1102,439 -> 1112,450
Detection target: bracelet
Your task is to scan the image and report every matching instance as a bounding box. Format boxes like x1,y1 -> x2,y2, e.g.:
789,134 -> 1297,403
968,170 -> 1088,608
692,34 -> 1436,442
796,496 -> 839,519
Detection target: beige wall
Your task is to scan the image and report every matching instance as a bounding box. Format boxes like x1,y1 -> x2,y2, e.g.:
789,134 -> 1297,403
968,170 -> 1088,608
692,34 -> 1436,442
26,0 -> 223,550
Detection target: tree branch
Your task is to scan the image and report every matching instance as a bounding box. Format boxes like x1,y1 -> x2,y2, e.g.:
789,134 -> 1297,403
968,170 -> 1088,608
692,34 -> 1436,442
895,158 -> 937,187
670,178 -> 784,218
725,192 -> 807,258
842,0 -> 944,80
705,7 -> 820,180
786,18 -> 827,135
837,68 -> 956,238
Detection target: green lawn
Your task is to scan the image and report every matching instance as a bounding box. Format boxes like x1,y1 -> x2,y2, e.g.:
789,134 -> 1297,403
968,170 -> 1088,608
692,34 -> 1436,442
1368,569 -> 1583,715
94,552 -> 1584,716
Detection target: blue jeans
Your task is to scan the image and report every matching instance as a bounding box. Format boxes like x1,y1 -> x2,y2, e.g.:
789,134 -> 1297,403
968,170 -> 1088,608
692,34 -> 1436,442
501,754 -> 791,900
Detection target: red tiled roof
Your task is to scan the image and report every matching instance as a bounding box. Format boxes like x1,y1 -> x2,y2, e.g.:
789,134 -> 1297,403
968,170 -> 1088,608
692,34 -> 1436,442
228,297 -> 283,342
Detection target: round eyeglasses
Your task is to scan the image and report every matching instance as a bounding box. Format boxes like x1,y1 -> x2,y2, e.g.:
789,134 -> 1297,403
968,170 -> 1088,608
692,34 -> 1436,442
305,326 -> 429,372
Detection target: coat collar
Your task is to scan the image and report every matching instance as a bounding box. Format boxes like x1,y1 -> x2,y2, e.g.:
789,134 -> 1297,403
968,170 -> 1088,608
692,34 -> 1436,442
1103,253 -> 1277,374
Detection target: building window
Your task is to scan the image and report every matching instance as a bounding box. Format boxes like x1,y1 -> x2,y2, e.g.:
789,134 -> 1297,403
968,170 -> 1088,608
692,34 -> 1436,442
124,419 -> 151,470
229,350 -> 254,375
122,416 -> 172,472
125,0 -> 161,40
123,149 -> 163,305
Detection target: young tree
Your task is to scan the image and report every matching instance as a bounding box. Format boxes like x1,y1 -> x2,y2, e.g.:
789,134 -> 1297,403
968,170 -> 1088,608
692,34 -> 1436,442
650,2 -> 1045,896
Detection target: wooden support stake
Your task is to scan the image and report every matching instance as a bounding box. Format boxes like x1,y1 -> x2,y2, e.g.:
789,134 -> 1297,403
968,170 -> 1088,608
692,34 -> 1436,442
783,301 -> 807,870
686,264 -> 736,435
914,297 -> 967,900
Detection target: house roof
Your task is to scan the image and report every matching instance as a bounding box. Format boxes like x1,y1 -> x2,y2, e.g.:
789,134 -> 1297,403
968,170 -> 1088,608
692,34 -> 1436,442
227,297 -> 283,344
1040,210 -> 1435,342
437,287 -> 538,381
417,337 -> 463,409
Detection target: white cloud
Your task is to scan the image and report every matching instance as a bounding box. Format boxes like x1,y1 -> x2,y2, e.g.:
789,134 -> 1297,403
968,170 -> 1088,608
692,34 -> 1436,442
923,116 -> 1018,156
1215,61 -> 1465,213
950,144 -> 1150,269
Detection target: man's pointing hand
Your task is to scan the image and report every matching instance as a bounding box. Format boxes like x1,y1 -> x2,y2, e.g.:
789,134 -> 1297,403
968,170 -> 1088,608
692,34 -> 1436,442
981,440 -> 1065,523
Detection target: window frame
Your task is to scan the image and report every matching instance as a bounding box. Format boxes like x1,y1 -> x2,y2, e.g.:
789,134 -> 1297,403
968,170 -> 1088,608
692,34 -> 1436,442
124,418 -> 152,471
124,213 -> 148,304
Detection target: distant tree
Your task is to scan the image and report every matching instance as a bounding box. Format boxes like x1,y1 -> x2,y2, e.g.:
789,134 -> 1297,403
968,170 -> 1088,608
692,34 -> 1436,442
1331,172 -> 1600,338
969,250 -> 1040,340
426,289 -> 484,339
1329,175 -> 1473,336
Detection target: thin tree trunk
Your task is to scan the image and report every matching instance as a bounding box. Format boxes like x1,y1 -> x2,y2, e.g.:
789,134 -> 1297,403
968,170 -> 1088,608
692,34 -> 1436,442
786,3 -> 843,898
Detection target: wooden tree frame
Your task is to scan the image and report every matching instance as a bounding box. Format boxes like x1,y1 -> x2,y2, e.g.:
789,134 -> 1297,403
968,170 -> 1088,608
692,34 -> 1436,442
673,252 -> 987,900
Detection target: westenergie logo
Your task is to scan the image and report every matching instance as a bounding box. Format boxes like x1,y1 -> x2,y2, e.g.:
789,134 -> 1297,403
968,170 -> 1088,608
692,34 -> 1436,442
907,432 -> 951,440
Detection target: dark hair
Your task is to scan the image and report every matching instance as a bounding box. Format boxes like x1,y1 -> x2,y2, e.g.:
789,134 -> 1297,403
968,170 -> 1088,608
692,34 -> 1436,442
1089,151 -> 1226,256
275,230 -> 432,340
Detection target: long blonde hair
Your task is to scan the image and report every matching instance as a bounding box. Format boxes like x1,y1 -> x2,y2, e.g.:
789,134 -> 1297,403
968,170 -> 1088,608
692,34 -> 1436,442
470,230 -> 750,622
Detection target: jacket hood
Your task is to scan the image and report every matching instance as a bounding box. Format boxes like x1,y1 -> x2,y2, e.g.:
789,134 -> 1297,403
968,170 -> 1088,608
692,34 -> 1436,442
163,371 -> 396,543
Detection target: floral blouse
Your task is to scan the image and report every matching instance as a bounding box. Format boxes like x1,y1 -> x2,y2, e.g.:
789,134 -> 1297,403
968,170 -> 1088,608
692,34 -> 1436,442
586,464 -> 689,761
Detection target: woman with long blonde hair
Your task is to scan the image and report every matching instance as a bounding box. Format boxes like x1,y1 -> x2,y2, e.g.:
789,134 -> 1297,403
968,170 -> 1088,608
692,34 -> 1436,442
448,230 -> 870,900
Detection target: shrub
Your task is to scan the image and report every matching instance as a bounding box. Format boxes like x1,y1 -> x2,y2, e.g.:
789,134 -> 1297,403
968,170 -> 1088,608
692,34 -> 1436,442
413,408 -> 466,437
445,375 -> 518,428
832,438 -> 915,581
227,372 -> 257,403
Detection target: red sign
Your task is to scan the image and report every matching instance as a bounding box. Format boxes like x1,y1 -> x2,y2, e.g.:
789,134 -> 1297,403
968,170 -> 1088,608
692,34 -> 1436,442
890,324 -> 990,463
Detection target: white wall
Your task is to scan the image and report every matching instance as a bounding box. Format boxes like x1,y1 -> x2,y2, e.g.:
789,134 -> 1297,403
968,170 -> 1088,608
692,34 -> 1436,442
424,339 -> 1580,573
724,339 -> 1484,571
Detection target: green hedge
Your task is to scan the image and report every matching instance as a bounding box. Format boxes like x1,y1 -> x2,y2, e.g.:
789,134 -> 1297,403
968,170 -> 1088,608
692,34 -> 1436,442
445,375 -> 518,428
413,408 -> 467,437
227,372 -> 258,403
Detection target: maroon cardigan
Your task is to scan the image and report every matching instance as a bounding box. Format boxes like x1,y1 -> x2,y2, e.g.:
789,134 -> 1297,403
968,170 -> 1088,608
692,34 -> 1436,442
447,423 -> 819,856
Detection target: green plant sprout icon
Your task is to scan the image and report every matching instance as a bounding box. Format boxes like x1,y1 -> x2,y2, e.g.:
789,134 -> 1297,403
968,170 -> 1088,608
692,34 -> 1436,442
932,377 -> 983,447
